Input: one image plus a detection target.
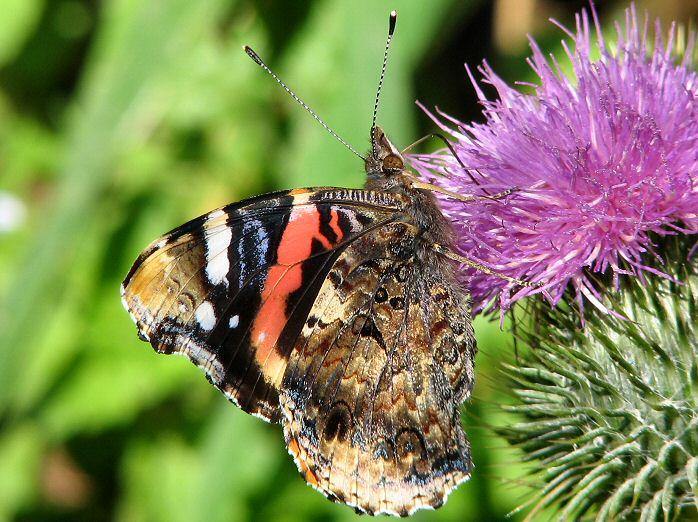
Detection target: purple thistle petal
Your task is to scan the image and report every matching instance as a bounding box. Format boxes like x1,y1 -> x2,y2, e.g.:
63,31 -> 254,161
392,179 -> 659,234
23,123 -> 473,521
410,3 -> 698,316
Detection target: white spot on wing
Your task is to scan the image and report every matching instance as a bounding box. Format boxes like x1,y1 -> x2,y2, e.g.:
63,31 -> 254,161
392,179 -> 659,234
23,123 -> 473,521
229,314 -> 239,328
205,211 -> 232,287
195,301 -> 217,331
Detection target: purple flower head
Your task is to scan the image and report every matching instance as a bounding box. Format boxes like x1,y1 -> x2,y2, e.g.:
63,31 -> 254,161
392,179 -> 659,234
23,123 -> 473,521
410,3 -> 698,316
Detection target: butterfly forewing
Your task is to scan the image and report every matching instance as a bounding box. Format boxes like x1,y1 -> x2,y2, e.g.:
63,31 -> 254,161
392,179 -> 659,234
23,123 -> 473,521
122,188 -> 405,421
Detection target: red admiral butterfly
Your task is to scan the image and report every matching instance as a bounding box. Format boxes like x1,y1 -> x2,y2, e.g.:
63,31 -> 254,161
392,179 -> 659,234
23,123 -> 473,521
121,11 -> 525,516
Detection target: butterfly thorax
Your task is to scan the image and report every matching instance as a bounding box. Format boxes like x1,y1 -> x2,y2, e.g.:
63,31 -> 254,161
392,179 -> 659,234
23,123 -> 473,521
364,126 -> 456,258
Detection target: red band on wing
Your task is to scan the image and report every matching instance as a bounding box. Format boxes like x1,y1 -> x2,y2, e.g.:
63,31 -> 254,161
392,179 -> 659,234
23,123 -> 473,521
251,206 -> 342,383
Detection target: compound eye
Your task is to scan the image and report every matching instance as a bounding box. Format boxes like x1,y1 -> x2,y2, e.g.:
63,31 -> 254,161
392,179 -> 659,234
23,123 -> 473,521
383,153 -> 404,172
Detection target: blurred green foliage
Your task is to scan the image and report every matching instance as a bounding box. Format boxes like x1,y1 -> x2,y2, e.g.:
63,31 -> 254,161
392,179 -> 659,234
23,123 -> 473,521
0,1 -> 682,520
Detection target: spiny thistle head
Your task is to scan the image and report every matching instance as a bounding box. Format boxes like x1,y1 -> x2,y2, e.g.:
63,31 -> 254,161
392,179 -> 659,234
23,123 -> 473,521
409,3 -> 698,315
498,235 -> 697,521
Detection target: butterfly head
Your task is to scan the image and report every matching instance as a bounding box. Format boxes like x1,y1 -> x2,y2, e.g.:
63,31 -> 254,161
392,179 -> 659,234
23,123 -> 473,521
365,126 -> 406,180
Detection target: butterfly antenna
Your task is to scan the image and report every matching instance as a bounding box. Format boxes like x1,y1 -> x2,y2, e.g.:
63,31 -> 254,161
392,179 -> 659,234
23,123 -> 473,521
243,45 -> 365,161
371,10 -> 397,155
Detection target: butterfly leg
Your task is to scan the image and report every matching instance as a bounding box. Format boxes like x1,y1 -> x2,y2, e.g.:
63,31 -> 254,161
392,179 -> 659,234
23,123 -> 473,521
408,177 -> 518,203
431,243 -> 541,288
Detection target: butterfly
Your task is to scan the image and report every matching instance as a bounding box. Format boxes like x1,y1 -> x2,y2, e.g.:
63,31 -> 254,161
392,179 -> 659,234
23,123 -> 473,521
121,12 -> 480,517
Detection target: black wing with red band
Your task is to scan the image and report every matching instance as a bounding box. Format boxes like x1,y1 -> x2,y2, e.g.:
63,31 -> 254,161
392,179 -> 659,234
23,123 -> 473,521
121,188 -> 404,422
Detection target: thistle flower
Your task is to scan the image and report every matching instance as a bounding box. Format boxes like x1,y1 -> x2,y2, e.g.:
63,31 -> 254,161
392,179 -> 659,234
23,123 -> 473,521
410,4 -> 698,315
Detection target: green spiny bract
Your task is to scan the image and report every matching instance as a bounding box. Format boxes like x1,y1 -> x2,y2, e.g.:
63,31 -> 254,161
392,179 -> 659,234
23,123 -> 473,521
498,234 -> 698,521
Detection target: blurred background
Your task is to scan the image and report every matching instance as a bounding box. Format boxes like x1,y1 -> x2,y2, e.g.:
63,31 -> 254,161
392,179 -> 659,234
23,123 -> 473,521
0,0 -> 695,520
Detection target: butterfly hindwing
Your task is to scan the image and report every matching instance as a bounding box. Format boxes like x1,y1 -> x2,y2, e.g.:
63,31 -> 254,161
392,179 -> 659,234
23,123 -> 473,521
280,217 -> 476,516
121,188 -> 405,422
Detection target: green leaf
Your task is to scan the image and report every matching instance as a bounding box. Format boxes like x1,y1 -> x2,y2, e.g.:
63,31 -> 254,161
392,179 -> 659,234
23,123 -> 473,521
0,0 -> 43,66
0,423 -> 44,519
